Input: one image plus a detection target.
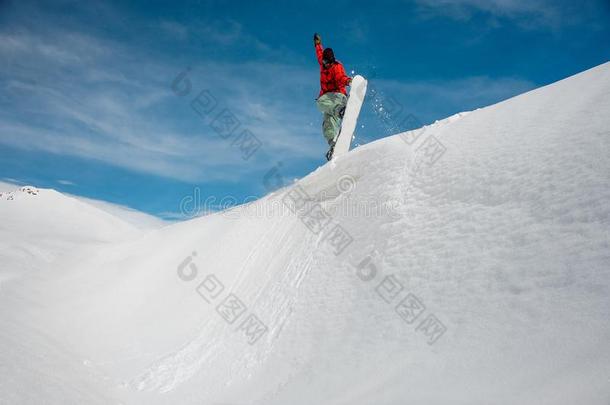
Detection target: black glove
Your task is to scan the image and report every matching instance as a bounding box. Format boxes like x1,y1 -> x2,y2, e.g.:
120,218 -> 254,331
313,33 -> 321,45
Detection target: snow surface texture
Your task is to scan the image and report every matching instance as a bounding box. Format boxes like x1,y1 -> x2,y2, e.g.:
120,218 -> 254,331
1,63 -> 609,404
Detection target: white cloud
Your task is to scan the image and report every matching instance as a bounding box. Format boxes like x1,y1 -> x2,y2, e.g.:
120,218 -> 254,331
0,24 -> 321,183
0,1 -> 548,189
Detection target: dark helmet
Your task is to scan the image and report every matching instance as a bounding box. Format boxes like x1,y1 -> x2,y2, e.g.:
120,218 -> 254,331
322,48 -> 335,65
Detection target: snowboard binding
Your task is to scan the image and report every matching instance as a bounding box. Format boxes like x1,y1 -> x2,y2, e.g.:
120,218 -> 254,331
338,105 -> 346,119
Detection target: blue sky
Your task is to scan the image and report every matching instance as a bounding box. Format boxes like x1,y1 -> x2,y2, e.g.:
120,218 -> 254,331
1,0 -> 608,219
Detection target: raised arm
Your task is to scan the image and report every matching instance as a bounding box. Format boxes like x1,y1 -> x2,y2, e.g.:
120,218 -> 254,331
314,33 -> 323,66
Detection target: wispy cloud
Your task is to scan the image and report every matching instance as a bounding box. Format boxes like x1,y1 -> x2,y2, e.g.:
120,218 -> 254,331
413,0 -> 602,30
156,18 -> 295,60
0,0 -> 553,192
159,20 -> 188,40
0,16 -> 320,184
339,19 -> 371,45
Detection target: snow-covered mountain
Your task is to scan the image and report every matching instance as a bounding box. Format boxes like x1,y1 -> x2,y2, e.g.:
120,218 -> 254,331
0,184 -> 161,286
1,62 -> 609,404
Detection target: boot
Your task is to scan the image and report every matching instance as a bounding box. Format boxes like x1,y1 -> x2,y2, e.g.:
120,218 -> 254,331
338,106 -> 346,119
326,140 -> 336,161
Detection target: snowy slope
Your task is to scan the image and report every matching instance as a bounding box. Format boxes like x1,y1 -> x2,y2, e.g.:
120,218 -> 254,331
0,184 -> 166,403
73,195 -> 168,230
0,184 -> 156,285
1,62 -> 609,405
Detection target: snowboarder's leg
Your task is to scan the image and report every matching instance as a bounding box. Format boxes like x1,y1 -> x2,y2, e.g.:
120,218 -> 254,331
316,93 -> 334,114
322,113 -> 340,145
316,93 -> 347,146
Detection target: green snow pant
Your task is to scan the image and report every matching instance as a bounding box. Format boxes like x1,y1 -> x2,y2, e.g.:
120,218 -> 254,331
316,92 -> 347,145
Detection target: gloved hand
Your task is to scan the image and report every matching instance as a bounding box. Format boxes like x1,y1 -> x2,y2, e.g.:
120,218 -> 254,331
313,33 -> 321,45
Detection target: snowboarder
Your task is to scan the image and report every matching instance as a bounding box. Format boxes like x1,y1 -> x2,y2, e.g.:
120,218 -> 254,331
313,33 -> 352,160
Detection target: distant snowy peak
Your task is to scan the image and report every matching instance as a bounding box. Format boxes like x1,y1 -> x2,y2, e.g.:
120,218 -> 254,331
0,185 -> 40,200
0,184 -> 163,284
0,184 -> 141,242
0,183 -> 166,231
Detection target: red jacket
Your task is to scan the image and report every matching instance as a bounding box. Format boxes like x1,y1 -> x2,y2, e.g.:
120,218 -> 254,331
315,43 -> 351,97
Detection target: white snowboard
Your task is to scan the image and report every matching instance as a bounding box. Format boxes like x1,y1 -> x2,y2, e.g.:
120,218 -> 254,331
331,75 -> 368,159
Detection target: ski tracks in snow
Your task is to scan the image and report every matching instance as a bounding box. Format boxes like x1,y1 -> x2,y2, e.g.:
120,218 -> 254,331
129,202 -> 318,395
